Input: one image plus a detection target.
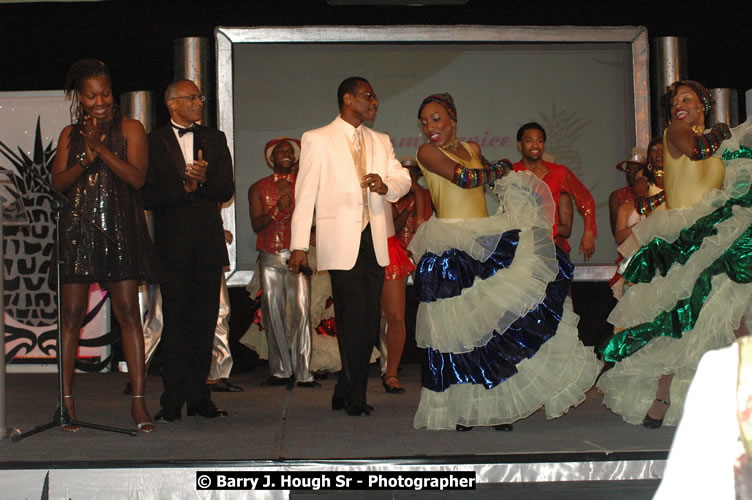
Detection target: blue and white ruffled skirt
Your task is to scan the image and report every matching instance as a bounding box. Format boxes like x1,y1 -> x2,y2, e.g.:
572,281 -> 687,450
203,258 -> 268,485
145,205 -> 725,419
409,171 -> 601,429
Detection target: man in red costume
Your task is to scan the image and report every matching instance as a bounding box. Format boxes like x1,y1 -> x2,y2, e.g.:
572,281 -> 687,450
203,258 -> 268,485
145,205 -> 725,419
249,137 -> 318,388
513,122 -> 597,260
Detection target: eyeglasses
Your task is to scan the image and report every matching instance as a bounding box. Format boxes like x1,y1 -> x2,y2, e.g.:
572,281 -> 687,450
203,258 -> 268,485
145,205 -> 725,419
171,94 -> 206,102
355,91 -> 377,101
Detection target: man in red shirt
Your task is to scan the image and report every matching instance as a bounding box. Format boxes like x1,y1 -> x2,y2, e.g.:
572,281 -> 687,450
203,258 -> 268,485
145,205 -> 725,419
249,137 -> 318,388
513,122 -> 597,260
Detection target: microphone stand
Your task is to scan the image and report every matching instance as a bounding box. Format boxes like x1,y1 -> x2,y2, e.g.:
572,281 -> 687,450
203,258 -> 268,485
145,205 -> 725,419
12,161 -> 136,440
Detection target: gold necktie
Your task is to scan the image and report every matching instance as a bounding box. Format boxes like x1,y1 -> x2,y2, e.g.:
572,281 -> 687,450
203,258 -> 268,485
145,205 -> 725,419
350,129 -> 369,230
353,128 -> 362,156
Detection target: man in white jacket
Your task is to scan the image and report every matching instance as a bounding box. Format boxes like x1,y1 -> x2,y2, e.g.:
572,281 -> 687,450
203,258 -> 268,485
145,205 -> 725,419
288,76 -> 410,416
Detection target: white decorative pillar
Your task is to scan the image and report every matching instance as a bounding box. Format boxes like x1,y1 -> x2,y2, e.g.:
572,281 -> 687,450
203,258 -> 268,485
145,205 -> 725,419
709,88 -> 739,127
120,91 -> 156,134
173,37 -> 211,126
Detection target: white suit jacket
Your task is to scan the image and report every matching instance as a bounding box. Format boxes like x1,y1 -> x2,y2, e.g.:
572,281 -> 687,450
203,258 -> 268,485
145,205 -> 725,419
654,343 -> 739,500
290,116 -> 411,271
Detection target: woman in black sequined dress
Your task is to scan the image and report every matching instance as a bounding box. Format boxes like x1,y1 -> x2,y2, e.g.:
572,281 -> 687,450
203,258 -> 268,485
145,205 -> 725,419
51,60 -> 164,433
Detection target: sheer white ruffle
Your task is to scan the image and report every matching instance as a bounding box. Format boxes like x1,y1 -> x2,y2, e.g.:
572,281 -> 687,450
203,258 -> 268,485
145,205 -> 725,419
599,120 -> 752,425
409,170 -> 556,262
409,171 -> 558,354
610,123 -> 752,330
414,298 -> 601,429
413,223 -> 556,353
411,171 -> 600,429
598,276 -> 749,425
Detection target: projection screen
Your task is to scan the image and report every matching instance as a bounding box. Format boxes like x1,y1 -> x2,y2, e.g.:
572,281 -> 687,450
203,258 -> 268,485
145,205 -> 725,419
216,26 -> 650,286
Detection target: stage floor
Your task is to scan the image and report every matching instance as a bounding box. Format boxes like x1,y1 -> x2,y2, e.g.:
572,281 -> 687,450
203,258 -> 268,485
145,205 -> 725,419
0,363 -> 672,498
1,363 -> 674,463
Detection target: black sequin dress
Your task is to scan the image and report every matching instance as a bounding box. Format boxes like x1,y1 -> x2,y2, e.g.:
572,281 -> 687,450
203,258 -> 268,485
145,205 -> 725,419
60,116 -> 165,285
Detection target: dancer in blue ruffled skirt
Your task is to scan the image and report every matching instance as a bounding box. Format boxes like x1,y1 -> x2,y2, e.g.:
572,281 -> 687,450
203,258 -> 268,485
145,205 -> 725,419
410,93 -> 601,430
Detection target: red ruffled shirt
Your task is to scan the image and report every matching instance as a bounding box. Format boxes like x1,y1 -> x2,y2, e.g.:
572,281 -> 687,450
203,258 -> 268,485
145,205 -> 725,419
513,161 -> 598,241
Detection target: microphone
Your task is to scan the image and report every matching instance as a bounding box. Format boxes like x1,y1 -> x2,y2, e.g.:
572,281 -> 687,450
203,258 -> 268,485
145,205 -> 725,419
279,249 -> 313,276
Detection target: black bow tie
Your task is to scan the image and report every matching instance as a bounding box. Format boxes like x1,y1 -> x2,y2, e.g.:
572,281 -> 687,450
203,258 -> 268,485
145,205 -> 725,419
173,123 -> 198,137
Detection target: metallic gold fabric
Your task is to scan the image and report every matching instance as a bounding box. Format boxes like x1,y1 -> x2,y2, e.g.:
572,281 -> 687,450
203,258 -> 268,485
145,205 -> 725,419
418,143 -> 488,220
663,131 -> 724,210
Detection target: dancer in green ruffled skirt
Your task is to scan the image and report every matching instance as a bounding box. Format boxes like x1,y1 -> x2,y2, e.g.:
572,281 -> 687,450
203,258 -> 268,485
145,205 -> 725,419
598,80 -> 752,428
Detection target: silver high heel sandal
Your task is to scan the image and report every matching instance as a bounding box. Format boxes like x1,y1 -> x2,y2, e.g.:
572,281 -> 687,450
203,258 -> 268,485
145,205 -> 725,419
61,394 -> 80,433
132,395 -> 155,433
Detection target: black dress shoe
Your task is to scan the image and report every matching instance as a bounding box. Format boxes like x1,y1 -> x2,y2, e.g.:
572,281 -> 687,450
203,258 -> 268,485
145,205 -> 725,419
344,403 -> 371,416
210,379 -> 244,392
642,415 -> 663,429
455,424 -> 474,432
642,398 -> 670,429
186,400 -> 229,418
297,380 -> 321,388
494,424 -> 513,431
260,376 -> 293,387
154,407 -> 181,423
332,396 -> 373,412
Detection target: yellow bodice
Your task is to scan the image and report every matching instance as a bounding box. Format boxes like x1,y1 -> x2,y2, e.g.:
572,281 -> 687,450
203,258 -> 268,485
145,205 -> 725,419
663,131 -> 725,209
418,143 -> 488,219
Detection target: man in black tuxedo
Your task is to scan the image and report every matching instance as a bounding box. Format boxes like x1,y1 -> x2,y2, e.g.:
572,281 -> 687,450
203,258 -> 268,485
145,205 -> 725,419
143,79 -> 235,421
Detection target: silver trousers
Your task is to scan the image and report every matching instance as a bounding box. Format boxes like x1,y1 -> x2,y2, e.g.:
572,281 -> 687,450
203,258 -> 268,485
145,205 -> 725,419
208,273 -> 233,380
141,274 -> 233,380
258,251 -> 313,382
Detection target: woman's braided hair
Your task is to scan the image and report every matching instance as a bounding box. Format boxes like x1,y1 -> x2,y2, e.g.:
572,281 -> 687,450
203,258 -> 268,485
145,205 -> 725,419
63,59 -> 111,124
